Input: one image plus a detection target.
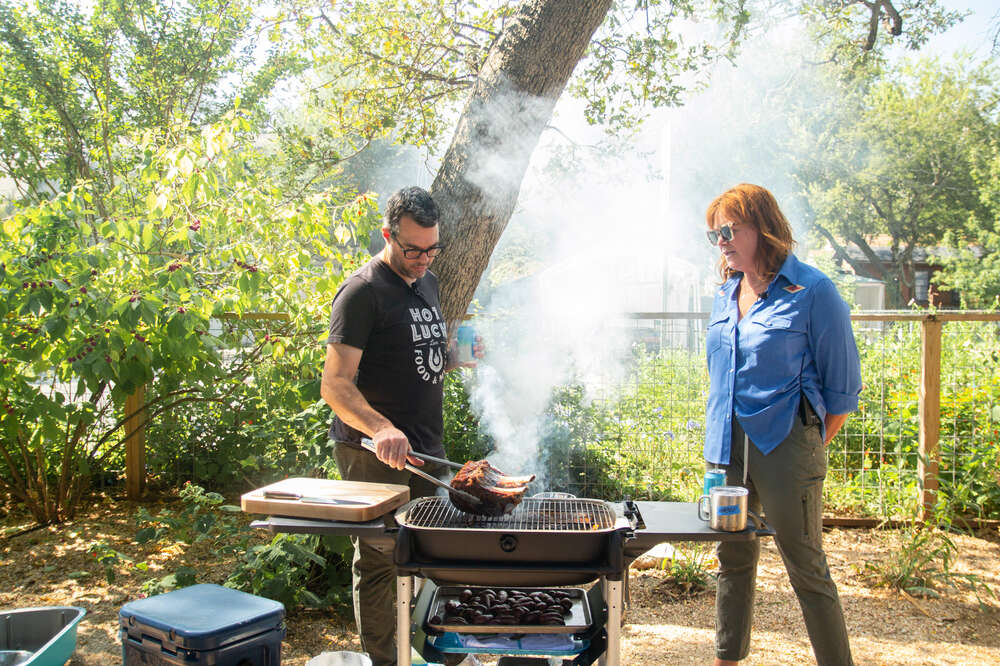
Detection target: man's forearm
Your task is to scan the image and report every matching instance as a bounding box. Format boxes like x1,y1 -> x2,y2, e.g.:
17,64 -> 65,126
321,377 -> 393,437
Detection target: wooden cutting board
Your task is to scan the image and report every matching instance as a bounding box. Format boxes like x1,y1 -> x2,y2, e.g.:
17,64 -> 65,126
241,478 -> 410,522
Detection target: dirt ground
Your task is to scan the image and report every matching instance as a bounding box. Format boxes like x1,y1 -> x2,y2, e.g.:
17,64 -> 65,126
2,493 -> 999,665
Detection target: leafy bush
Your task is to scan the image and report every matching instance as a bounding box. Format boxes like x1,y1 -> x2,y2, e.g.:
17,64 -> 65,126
859,502 -> 996,608
538,348 -> 707,501
135,482 -> 244,547
225,533 -> 354,610
123,483 -> 353,607
0,115 -> 375,522
442,370 -> 493,464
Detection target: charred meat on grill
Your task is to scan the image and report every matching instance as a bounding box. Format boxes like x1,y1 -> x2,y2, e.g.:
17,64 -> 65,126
449,460 -> 536,516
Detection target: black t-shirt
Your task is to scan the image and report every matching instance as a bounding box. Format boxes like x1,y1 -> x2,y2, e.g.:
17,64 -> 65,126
326,257 -> 448,457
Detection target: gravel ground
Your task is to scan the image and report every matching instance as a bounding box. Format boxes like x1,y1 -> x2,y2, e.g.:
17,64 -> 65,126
2,495 -> 999,665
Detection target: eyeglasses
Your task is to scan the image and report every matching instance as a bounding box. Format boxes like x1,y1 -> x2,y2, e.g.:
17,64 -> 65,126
706,223 -> 737,246
391,233 -> 445,259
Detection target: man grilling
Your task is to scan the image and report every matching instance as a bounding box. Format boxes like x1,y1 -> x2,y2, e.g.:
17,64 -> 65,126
321,185 -> 479,666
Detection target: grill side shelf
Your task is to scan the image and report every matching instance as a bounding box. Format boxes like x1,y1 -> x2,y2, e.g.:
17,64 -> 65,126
623,501 -> 765,559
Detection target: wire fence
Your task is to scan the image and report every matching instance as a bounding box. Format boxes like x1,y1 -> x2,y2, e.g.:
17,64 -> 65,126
551,313 -> 1000,520
131,311 -> 1000,521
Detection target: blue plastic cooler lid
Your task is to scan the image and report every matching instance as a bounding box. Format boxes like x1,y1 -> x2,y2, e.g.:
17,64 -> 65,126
119,584 -> 285,651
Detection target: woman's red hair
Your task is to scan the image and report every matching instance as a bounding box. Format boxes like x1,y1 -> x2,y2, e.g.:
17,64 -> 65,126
706,183 -> 795,282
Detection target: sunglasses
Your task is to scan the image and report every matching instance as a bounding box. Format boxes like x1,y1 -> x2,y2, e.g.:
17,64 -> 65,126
706,223 -> 737,246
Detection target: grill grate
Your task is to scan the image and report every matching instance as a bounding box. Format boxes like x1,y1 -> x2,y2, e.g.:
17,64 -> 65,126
402,497 -> 616,531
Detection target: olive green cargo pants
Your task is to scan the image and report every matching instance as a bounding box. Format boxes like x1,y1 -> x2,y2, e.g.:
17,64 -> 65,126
713,408 -> 854,666
334,442 -> 451,666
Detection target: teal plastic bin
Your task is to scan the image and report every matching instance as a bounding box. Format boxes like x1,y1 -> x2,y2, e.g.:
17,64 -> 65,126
0,606 -> 86,666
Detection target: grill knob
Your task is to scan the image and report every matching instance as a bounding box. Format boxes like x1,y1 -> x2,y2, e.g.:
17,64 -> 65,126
499,534 -> 518,552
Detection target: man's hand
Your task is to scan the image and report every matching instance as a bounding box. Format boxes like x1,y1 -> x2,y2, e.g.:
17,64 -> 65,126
447,334 -> 486,371
372,427 -> 424,470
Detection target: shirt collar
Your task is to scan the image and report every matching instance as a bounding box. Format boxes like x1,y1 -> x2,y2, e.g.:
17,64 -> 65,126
773,253 -> 799,287
719,253 -> 800,300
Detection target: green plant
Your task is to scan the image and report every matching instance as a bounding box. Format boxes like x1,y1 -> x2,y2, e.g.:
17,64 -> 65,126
141,567 -> 199,596
135,482 -> 244,547
859,490 -> 997,608
0,113 -> 376,523
87,541 -> 149,584
659,541 -> 716,595
225,533 -> 353,609
537,347 -> 708,501
860,523 -> 994,607
442,370 -> 492,464
129,482 -> 248,596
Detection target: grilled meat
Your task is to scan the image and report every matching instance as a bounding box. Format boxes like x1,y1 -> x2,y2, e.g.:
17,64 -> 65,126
450,460 -> 536,516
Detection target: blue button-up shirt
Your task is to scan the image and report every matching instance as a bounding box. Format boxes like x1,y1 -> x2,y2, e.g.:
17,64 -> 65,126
704,253 -> 862,465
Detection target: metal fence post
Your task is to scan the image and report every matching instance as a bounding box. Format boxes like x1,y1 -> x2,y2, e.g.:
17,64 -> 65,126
125,384 -> 147,500
918,316 -> 941,521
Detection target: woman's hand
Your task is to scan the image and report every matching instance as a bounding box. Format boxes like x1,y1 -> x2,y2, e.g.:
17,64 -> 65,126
824,413 -> 849,446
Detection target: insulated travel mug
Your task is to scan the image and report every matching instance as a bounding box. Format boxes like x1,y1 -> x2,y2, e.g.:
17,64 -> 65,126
698,485 -> 750,532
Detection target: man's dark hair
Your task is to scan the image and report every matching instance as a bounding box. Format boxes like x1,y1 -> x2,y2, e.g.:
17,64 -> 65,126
384,186 -> 439,234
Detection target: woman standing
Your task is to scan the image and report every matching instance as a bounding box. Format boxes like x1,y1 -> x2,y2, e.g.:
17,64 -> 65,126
704,184 -> 861,666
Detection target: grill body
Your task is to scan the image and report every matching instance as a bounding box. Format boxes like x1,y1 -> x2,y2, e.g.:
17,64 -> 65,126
250,497 -> 767,666
393,497 -> 630,585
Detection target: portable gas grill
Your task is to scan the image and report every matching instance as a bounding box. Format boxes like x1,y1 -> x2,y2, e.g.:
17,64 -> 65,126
252,491 -> 771,666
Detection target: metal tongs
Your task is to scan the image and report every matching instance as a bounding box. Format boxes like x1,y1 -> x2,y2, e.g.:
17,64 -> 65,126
359,439 -> 482,508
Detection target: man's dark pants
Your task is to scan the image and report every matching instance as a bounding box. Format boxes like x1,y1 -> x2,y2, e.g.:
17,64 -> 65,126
714,409 -> 854,665
334,442 -> 450,666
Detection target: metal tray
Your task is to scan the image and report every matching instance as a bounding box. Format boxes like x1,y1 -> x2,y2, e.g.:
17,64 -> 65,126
425,586 -> 591,635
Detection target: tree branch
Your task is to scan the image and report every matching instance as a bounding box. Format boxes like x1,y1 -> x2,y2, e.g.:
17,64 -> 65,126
813,223 -> 868,275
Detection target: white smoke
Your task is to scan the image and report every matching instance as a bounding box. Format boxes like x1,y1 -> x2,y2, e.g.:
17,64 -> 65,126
462,25 -> 846,486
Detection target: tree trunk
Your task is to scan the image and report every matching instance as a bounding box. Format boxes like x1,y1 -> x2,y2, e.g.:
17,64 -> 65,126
430,0 -> 613,330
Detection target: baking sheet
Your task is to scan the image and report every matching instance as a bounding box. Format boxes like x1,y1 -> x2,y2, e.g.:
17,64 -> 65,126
425,586 -> 590,635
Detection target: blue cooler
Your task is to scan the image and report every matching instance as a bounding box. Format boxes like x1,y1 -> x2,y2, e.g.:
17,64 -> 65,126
119,584 -> 285,665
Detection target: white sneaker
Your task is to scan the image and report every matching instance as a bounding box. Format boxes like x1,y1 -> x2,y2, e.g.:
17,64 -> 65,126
456,656 -> 483,666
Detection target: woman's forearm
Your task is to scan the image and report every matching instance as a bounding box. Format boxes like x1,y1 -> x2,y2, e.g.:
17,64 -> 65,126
824,412 -> 849,446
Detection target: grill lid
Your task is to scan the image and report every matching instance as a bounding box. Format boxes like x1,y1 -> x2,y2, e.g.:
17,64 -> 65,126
397,496 -> 617,532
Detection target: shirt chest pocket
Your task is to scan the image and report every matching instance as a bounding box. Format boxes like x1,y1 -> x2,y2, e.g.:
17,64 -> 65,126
706,315 -> 731,355
747,315 -> 808,378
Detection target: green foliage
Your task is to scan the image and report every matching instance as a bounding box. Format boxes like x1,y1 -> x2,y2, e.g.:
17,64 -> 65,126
937,132 -> 1000,308
135,482 -> 244,547
0,113 -> 376,522
124,482 -> 353,607
860,500 -> 996,607
801,55 -> 996,306
225,533 -> 354,610
573,0 -> 751,129
142,567 -> 199,597
275,0 -> 509,151
802,0 -> 963,75
442,370 -> 492,464
539,347 -> 707,501
0,0 -> 288,201
825,320 -> 1000,519
88,541 -> 149,584
146,378 -> 338,491
658,542 -> 716,596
